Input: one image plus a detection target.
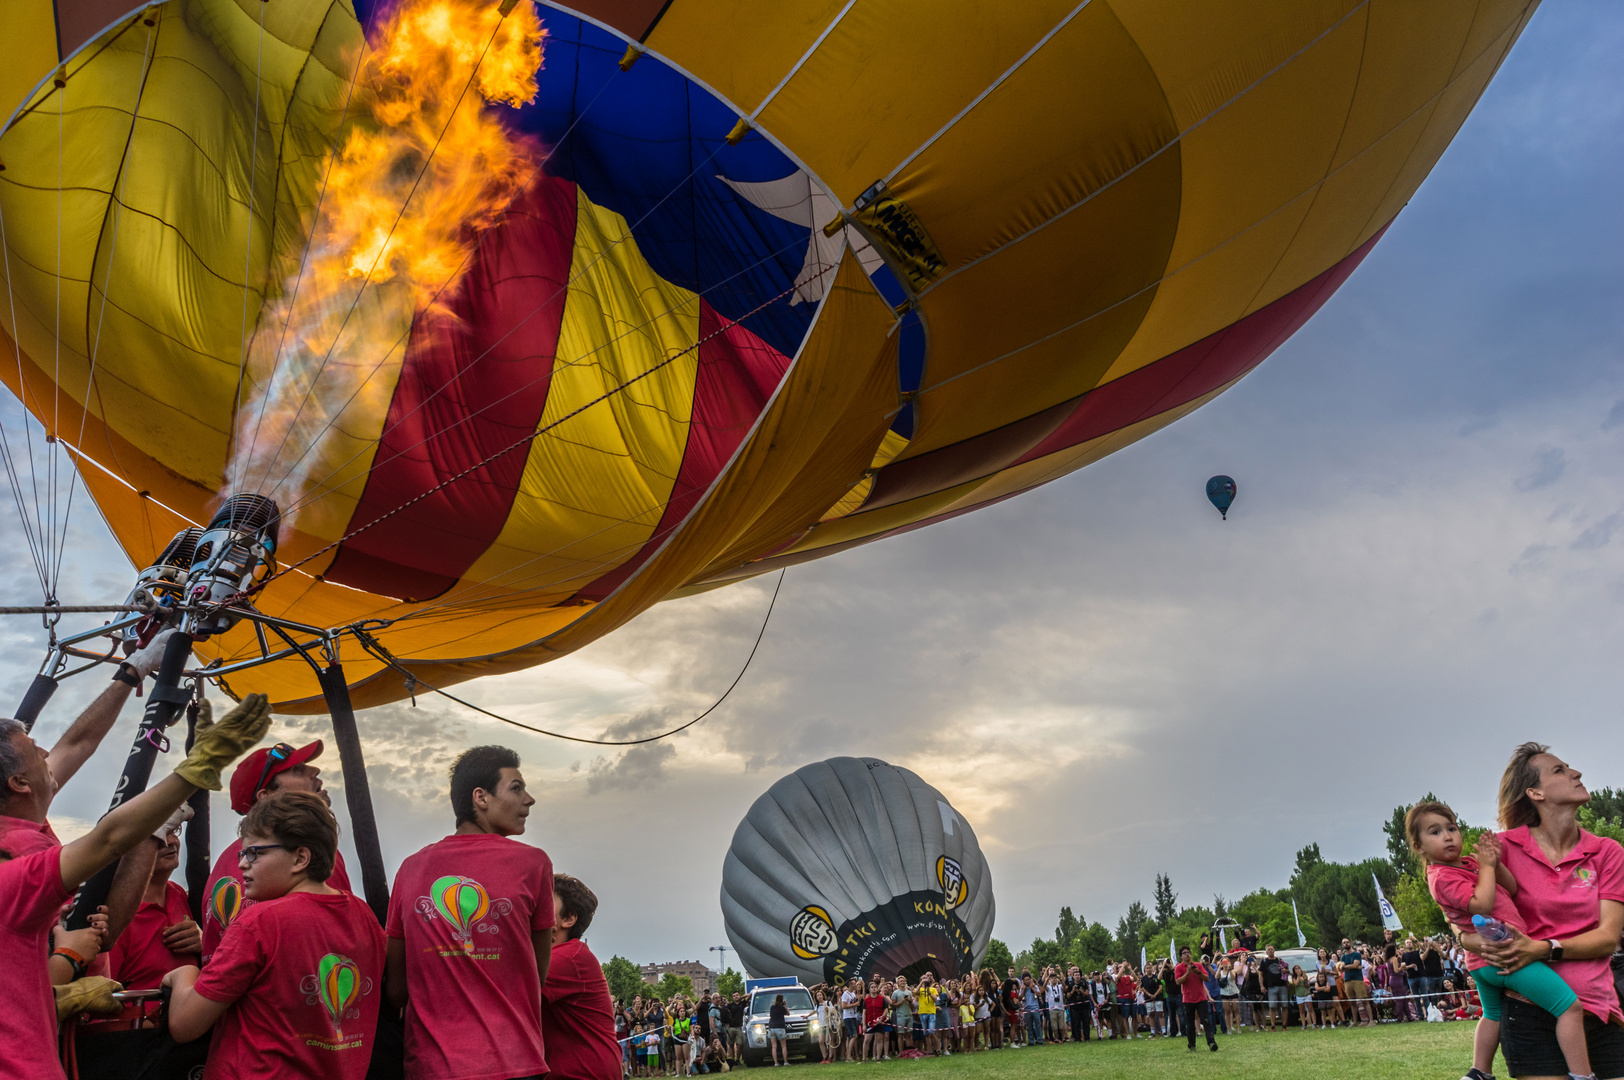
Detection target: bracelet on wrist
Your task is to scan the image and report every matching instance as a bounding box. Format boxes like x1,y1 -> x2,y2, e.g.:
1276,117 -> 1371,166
52,947 -> 88,980
111,663 -> 140,687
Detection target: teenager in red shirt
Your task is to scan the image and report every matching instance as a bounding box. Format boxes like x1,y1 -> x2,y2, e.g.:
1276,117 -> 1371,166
385,745 -> 555,1080
862,981 -> 890,1062
539,873 -> 622,1080
1174,946 -> 1218,1052
164,791 -> 386,1079
200,739 -> 352,965
0,694 -> 271,1080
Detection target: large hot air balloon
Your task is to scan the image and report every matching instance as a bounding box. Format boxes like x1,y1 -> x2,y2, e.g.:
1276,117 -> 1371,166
721,757 -> 994,984
0,0 -> 1537,709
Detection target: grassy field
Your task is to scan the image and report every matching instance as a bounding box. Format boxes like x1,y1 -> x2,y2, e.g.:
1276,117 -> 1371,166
785,1023 -> 1476,1079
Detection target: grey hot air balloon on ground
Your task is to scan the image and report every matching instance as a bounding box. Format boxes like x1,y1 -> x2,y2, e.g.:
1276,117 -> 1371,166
721,757 -> 995,985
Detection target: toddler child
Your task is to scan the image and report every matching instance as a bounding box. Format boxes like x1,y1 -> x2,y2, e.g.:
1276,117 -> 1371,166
1409,799 -> 1593,1080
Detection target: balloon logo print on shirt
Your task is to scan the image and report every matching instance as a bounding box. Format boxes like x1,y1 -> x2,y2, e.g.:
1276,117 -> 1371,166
209,877 -> 243,928
317,954 -> 362,1039
429,875 -> 491,951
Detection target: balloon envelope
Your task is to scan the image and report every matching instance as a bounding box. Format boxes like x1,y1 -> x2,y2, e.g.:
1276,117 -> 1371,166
1207,475 -> 1237,518
721,756 -> 994,984
0,0 -> 1533,708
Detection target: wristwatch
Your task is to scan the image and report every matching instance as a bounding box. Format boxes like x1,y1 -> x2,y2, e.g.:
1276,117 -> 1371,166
1547,940 -> 1564,963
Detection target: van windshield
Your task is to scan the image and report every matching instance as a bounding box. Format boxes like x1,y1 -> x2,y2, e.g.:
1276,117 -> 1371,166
753,989 -> 814,1014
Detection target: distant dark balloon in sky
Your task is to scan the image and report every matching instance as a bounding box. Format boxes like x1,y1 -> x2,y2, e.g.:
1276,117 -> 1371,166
1207,476 -> 1237,520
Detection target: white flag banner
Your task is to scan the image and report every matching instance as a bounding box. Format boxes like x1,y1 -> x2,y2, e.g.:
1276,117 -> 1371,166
1169,936 -> 1177,964
1140,945 -> 1147,968
1291,898 -> 1308,948
1219,926 -> 1228,952
1373,873 -> 1404,932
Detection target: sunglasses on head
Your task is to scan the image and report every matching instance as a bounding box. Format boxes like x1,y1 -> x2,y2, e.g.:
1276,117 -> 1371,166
252,743 -> 297,798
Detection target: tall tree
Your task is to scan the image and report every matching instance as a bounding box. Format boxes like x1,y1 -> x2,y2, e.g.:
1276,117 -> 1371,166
1153,874 -> 1178,929
654,973 -> 695,1000
1213,894 -> 1229,921
1070,922 -> 1116,973
717,968 -> 744,997
603,955 -> 645,1005
1384,794 -> 1437,879
1589,787 -> 1624,824
983,938 -> 1014,974
1116,901 -> 1150,962
1056,906 -> 1083,951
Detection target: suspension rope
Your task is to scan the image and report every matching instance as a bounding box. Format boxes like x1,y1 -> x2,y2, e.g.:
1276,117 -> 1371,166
53,14 -> 161,597
348,568 -> 784,746
0,188 -> 50,593
49,69 -> 64,596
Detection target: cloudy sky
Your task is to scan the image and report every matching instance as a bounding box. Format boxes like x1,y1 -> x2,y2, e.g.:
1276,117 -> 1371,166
6,3 -> 1623,971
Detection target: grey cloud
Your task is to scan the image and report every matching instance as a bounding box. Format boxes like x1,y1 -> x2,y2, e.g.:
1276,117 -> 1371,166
1514,447 -> 1566,491
1572,512 -> 1624,551
587,742 -> 676,794
1604,400 -> 1624,432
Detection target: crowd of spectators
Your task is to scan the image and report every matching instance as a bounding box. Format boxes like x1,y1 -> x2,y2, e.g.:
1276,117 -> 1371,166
605,932 -> 1491,1075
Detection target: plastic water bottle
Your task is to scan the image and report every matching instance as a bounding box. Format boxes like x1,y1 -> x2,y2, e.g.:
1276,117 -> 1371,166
1472,914 -> 1513,942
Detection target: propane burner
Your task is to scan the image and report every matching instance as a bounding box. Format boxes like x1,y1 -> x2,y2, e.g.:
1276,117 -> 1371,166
183,493 -> 281,637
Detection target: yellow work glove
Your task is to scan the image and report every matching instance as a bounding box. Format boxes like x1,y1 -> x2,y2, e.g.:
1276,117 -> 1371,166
55,976 -> 123,1020
172,693 -> 272,791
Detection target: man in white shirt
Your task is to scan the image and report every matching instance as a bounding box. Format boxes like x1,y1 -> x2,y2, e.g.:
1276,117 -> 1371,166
840,979 -> 861,1061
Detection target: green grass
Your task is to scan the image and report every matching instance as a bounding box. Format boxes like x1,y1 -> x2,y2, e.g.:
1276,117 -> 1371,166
788,1023 -> 1475,1079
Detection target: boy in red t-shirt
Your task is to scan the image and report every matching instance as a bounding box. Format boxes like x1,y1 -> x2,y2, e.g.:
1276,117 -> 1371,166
1409,799 -> 1592,1080
385,745 -> 555,1080
200,739 -> 353,966
164,791 -> 386,1080
539,874 -> 621,1080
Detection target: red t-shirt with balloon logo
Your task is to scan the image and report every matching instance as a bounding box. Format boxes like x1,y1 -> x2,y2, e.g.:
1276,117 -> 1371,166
201,837 -> 353,966
192,889 -> 385,1079
386,832 -> 556,1080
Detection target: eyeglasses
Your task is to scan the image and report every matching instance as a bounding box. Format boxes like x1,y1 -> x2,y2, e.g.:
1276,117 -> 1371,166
238,843 -> 286,866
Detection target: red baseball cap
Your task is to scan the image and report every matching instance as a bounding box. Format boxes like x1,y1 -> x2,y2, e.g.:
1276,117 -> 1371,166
229,740 -> 324,814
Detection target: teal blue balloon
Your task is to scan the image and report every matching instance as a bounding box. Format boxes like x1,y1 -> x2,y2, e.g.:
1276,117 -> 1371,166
1207,476 -> 1237,520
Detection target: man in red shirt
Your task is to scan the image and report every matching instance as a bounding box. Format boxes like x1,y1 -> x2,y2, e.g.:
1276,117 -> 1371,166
0,694 -> 272,1080
1175,946 -> 1218,1052
165,791 -> 386,1079
385,745 -> 555,1080
0,630 -> 178,860
200,738 -> 353,965
540,873 -> 621,1080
